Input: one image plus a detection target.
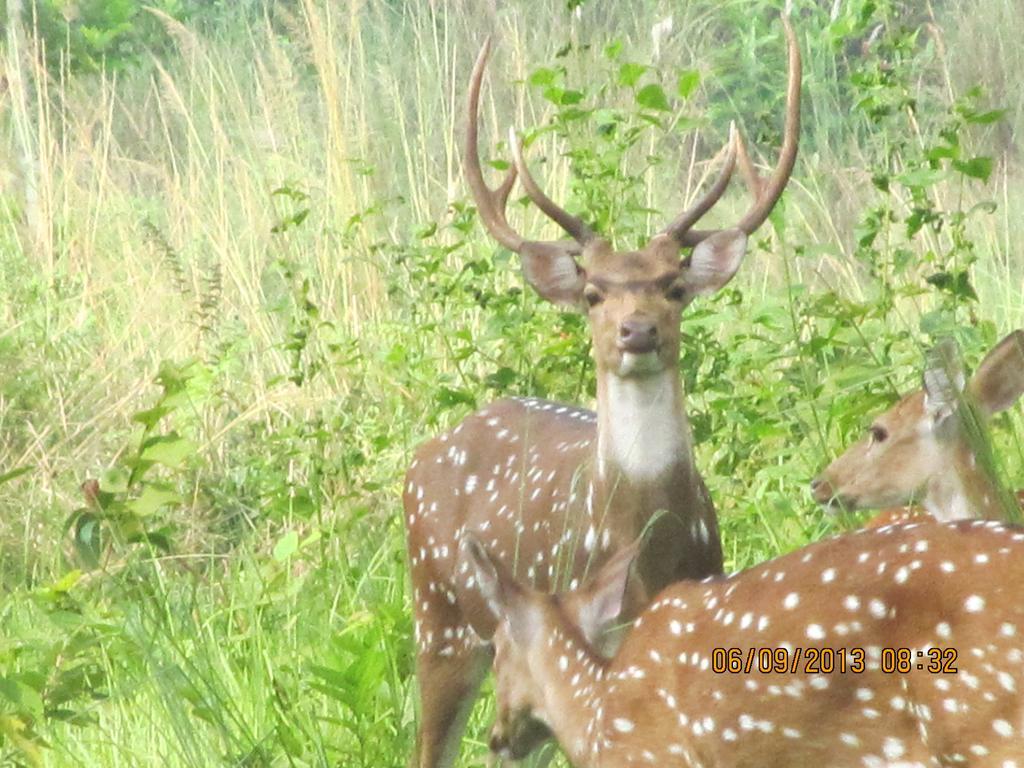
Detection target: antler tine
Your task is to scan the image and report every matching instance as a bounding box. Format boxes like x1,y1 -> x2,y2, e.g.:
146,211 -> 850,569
733,13 -> 801,234
662,123 -> 738,243
466,38 -> 525,252
494,160 -> 518,212
509,128 -> 595,246
674,13 -> 802,247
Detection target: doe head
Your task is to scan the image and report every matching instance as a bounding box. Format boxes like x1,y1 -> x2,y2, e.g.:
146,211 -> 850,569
812,331 -> 1024,511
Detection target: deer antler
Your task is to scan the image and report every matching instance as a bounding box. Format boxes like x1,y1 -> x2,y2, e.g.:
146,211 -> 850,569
661,123 -> 739,240
664,13 -> 802,247
465,38 -> 523,252
508,129 -> 595,246
469,14 -> 800,254
467,39 -> 594,252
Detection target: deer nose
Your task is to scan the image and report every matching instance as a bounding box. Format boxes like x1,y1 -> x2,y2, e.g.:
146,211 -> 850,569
618,318 -> 658,354
810,477 -> 834,503
489,733 -> 507,753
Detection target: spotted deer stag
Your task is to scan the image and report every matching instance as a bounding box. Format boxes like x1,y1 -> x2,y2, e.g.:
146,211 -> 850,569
468,519 -> 1024,767
812,332 -> 1024,526
404,17 -> 801,768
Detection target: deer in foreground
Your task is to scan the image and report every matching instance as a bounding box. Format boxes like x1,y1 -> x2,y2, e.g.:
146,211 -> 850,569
404,17 -> 801,768
812,332 -> 1024,525
467,520 -> 1024,767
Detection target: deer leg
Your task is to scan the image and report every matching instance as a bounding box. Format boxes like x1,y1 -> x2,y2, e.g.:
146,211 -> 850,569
411,644 -> 491,768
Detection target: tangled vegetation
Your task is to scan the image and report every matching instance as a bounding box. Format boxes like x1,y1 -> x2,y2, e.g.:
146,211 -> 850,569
1,0 -> 1022,764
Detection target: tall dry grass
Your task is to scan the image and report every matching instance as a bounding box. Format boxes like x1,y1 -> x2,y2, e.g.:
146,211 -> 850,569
1,1 -> 1023,763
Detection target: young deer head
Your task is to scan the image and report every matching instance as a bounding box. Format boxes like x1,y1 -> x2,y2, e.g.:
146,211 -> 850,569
467,534 -> 640,760
812,332 -> 1024,523
406,17 -> 800,768
470,521 -> 1024,767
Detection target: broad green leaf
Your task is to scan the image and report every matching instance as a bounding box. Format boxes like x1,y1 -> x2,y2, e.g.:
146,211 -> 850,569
485,366 -> 517,390
676,69 -> 700,100
553,88 -> 584,106
132,405 -> 172,428
140,434 -> 197,469
75,515 -> 102,569
962,108 -> 1006,125
436,387 -> 476,409
618,62 -> 646,87
528,67 -> 558,87
0,677 -> 44,720
920,309 -> 959,337
952,156 -> 993,182
155,359 -> 197,396
636,83 -> 670,111
100,468 -> 130,494
603,41 -> 623,60
271,208 -> 310,234
49,570 -> 83,594
926,270 -> 978,301
126,484 -> 182,517
274,531 -> 299,561
895,167 -> 946,188
925,145 -> 958,163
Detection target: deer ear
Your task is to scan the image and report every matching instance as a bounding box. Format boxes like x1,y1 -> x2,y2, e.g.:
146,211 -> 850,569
572,539 -> 640,643
683,229 -> 748,296
923,338 -> 967,425
463,534 -> 539,645
464,533 -> 502,616
520,241 -> 586,307
968,330 -> 1024,416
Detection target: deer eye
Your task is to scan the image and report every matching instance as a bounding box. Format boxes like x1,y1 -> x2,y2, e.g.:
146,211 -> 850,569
869,425 -> 888,444
666,284 -> 687,302
584,288 -> 604,307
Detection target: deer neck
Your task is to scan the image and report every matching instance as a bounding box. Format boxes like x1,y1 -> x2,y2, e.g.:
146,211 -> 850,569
595,367 -> 693,486
528,624 -> 610,767
925,441 -> 1010,522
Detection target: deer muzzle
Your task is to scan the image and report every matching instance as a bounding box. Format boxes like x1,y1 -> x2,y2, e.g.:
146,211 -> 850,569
617,317 -> 658,355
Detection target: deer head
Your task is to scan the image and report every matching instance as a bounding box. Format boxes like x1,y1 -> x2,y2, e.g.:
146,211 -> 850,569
464,533 -> 639,760
466,16 -> 801,381
813,331 -> 1024,515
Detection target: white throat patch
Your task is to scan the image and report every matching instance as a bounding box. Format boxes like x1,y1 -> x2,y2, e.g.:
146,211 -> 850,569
600,371 -> 688,480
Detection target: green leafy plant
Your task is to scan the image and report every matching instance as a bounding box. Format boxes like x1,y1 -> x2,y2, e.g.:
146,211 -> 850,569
65,360 -> 200,568
1,3 -> 1021,766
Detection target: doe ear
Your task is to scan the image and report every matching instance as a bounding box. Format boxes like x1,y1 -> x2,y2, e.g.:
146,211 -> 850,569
520,241 -> 586,307
463,533 -> 503,618
968,330 -> 1024,416
923,338 -> 967,424
462,533 -> 538,645
682,228 -> 748,297
572,538 -> 641,644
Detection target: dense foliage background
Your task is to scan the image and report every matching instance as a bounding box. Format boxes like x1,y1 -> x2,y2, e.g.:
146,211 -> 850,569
1,0 -> 1022,764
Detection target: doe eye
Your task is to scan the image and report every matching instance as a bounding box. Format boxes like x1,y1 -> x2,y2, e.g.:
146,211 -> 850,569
666,285 -> 687,302
869,425 -> 888,444
584,289 -> 604,307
